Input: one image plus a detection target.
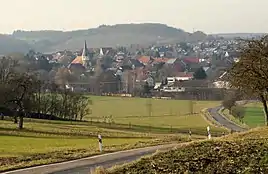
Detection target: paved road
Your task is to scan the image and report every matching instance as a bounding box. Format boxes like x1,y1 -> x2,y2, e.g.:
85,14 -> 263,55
51,149 -> 155,174
2,144 -> 177,174
207,106 -> 248,132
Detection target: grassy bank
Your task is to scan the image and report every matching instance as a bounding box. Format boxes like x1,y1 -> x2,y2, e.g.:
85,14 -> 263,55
102,127 -> 268,174
220,108 -> 249,129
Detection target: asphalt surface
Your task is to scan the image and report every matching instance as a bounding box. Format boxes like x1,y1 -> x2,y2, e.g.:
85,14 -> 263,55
207,106 -> 248,132
50,149 -> 155,174
2,144 -> 177,174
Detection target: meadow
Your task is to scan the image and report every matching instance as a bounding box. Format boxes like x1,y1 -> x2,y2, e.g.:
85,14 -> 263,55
0,119 -> 198,172
0,96 -> 222,172
242,102 -> 265,127
88,96 -> 224,135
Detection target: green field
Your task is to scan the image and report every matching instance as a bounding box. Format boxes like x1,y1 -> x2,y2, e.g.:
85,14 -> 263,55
0,96 -> 222,172
88,96 -> 223,135
242,102 -> 265,127
0,119 -> 198,172
223,102 -> 265,128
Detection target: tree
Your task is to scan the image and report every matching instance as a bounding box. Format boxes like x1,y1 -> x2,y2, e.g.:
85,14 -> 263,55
193,67 -> 207,80
227,35 -> 268,125
155,51 -> 160,58
54,67 -> 73,87
231,105 -> 246,122
143,82 -> 151,97
222,90 -> 241,113
179,42 -> 189,51
6,73 -> 37,129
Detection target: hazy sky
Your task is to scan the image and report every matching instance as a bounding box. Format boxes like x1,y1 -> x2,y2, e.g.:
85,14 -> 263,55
0,0 -> 267,34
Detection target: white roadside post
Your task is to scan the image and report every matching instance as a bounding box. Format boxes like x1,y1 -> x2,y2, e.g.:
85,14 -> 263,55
98,134 -> 102,152
207,126 -> 211,140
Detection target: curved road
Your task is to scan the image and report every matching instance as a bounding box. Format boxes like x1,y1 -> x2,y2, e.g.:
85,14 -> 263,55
2,144 -> 178,174
207,106 -> 248,132
2,105 -> 248,174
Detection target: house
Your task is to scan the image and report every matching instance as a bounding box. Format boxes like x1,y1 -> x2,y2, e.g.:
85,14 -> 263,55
213,81 -> 230,89
137,56 -> 153,65
175,72 -> 194,81
183,57 -> 200,64
174,79 -> 210,88
167,58 -> 187,74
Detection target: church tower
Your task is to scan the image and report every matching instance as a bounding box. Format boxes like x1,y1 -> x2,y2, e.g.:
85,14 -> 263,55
82,40 -> 90,68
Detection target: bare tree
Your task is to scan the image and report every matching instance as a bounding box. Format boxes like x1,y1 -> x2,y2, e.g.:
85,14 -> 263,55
6,73 -> 37,129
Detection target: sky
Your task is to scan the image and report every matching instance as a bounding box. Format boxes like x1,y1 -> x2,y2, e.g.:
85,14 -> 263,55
0,0 -> 267,34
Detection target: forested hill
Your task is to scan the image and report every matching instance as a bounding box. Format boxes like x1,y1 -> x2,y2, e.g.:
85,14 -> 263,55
6,23 -> 207,53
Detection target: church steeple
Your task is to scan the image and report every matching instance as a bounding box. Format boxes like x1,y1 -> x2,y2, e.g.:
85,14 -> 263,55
82,40 -> 89,58
81,40 -> 90,68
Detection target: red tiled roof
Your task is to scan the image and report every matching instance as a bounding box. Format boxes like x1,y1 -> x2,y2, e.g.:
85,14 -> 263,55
176,72 -> 194,77
138,56 -> 172,64
138,56 -> 151,64
183,57 -> 200,64
152,58 -> 169,63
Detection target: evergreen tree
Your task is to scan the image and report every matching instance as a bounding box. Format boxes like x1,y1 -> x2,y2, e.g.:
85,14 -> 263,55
193,67 -> 207,79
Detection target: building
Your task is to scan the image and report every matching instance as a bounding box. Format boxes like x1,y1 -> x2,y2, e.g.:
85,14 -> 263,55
68,40 -> 92,73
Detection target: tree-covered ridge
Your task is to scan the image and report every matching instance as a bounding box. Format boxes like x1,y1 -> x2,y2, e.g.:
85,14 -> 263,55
10,23 -> 207,52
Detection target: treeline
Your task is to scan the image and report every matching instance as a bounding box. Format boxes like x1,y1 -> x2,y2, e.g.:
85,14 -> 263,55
0,57 -> 91,129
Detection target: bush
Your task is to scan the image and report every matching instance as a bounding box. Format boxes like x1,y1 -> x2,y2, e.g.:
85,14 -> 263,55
222,90 -> 242,112
230,105 -> 246,122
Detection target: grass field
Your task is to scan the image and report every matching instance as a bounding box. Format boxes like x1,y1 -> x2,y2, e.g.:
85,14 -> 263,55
0,118 -> 199,172
0,96 -> 222,172
242,102 -> 265,127
88,96 -> 224,135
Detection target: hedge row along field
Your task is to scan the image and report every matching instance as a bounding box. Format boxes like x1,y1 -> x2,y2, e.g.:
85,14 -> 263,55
106,128 -> 268,174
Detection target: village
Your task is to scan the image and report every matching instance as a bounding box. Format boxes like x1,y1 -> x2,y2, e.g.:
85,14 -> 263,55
12,37 -> 240,100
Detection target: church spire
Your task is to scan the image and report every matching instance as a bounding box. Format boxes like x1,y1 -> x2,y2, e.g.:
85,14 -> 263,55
99,48 -> 104,57
81,40 -> 90,68
82,40 -> 89,58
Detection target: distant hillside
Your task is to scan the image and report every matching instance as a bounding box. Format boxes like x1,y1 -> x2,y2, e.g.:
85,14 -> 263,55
0,35 -> 30,55
10,23 -> 207,53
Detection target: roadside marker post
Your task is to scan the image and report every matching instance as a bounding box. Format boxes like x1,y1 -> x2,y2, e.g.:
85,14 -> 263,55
189,129 -> 192,139
98,134 -> 102,152
207,126 -> 211,139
